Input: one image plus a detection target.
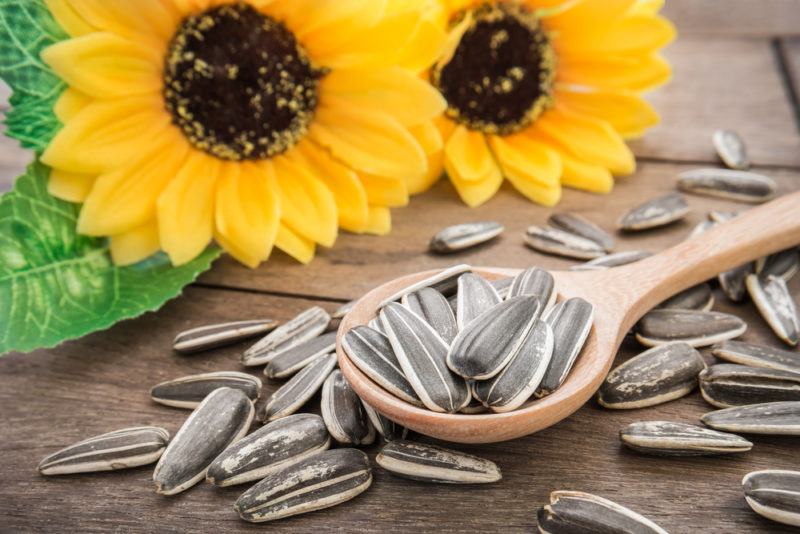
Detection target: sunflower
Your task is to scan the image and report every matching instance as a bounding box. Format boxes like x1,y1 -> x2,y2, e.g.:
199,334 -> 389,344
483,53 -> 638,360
417,0 -> 675,206
39,0 -> 447,267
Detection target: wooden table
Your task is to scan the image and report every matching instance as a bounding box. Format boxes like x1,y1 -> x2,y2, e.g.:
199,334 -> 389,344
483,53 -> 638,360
2,3 -> 800,532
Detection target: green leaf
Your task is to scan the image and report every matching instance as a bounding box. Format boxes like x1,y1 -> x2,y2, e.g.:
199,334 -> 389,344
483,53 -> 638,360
0,161 -> 220,354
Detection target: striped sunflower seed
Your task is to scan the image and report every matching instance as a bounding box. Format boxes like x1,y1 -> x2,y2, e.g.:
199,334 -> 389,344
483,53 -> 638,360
173,319 -> 278,354
150,371 -> 261,409
332,300 -> 356,320
368,316 -> 386,335
362,402 -> 408,441
620,421 -> 752,456
429,221 -> 504,253
656,283 -> 714,311
491,277 -> 513,299
402,287 -> 458,343
712,340 -> 800,373
473,319 -> 553,412
235,449 -> 371,523
713,129 -> 749,170
536,298 -> 594,396
153,387 -> 254,495
38,427 -> 170,476
321,370 -> 376,446
242,306 -> 330,366
259,353 -> 337,422
376,440 -> 501,484
617,192 -> 690,231
635,309 -> 747,347
747,274 -> 800,346
701,401 -> 800,435
537,490 -> 668,534
506,267 -> 555,310
264,331 -> 337,378
548,212 -> 614,252
455,273 -> 502,331
678,168 -> 775,203
378,264 -> 471,308
571,250 -> 651,271
688,219 -> 716,239
381,303 -> 470,413
757,247 -> 800,281
699,364 -> 800,408
448,296 -> 542,380
598,342 -> 705,409
460,397 -> 488,414
708,210 -> 739,223
341,326 -> 421,406
524,225 -> 606,260
207,413 -> 330,487
743,470 -> 800,527
719,262 -> 753,302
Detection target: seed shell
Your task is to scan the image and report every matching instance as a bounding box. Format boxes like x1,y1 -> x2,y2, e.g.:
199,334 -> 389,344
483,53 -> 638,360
571,250 -> 651,271
537,490 -> 669,534
708,210 -> 739,223
756,248 -> 800,281
506,267 -> 555,310
378,264 -> 471,308
617,192 -> 690,231
620,421 -> 752,456
332,300 -> 356,319
150,371 -> 262,409
321,370 -> 376,446
38,427 -> 170,476
699,364 -> 800,408
234,448 -> 372,523
429,221 -> 504,253
636,309 -> 746,348
713,129 -> 749,170
455,273 -> 502,331
548,212 -> 614,252
536,298 -> 594,396
264,332 -> 337,378
746,274 -> 800,346
153,387 -> 254,495
719,262 -> 753,302
362,402 -> 408,441
259,353 -> 337,422
678,168 -> 775,203
656,283 -> 714,311
688,219 -> 716,239
173,319 -> 278,354
743,470 -> 800,527
491,277 -> 513,299
524,225 -> 606,260
242,306 -> 330,366
376,440 -> 501,484
402,287 -> 458,343
206,413 -> 330,487
368,316 -> 386,335
701,401 -> 800,435
712,340 -> 800,373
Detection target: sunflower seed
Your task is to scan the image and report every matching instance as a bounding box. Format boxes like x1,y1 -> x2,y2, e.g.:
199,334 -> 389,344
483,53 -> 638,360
719,262 -> 753,302
332,300 -> 356,319
506,267 -> 555,310
368,316 -> 386,335
264,332 -> 337,378
321,370 -> 376,446
150,371 -> 261,409
242,306 -> 330,366
620,421 -> 752,456
376,440 -> 501,484
381,303 -> 470,413
473,319 -> 553,412
708,210 -> 739,223
524,225 -> 606,260
536,298 -> 594,396
173,319 -> 278,354
448,296 -> 542,380
429,221 -> 504,253
688,219 -> 717,239
537,491 -> 668,534
712,340 -> 800,373
460,397 -> 489,414
571,250 -> 651,271
699,364 -> 800,408
656,283 -> 714,311
234,448 -> 371,523
636,309 -> 746,347
747,274 -> 800,346
756,248 -> 800,281
548,212 -> 614,252
259,353 -> 337,422
678,168 -> 775,203
362,402 -> 408,441
153,387 -> 254,495
743,470 -> 800,527
341,326 -> 421,406
378,264 -> 471,308
701,401 -> 800,435
206,413 -> 330,487
598,342 -> 705,409
713,129 -> 749,169
491,277 -> 513,299
402,287 -> 458,343
455,273 -> 502,330
38,427 -> 170,476
617,192 -> 690,231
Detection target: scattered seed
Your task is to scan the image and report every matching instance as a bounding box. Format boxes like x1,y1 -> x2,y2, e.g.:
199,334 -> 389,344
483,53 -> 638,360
173,319 -> 278,354
506,267 -> 555,310
678,168 -> 775,203
362,402 -> 408,441
743,470 -> 800,527
617,192 -> 690,231
402,287 -> 458,344
636,309 -> 746,348
332,300 -> 356,320
620,421 -> 752,456
701,401 -> 800,435
537,490 -> 668,534
712,340 -> 800,373
708,210 -> 739,223
688,219 -> 717,239
524,225 -> 606,260
242,307 -> 330,366
429,221 -> 504,253
264,332 -> 337,378
756,248 -> 800,281
571,250 -> 651,271
719,262 -> 753,302
713,129 -> 749,170
536,298 -> 594,396
259,354 -> 337,422
746,274 -> 800,346
376,440 -> 501,484
699,364 -> 800,408
378,264 -> 471,308
455,273 -> 502,331
321,370 -> 376,446
150,371 -> 261,409
548,212 -> 614,252
656,283 -> 714,311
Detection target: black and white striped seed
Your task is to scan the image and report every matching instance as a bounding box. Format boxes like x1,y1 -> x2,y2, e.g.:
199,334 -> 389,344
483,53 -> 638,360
264,331 -> 337,378
620,421 -> 752,456
150,371 -> 261,409
242,306 -> 330,366
376,440 -> 501,484
173,319 -> 278,354
259,353 -> 337,422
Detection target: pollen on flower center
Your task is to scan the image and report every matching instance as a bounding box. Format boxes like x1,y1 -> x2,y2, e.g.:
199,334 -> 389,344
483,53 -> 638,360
432,2 -> 556,136
163,3 -> 324,161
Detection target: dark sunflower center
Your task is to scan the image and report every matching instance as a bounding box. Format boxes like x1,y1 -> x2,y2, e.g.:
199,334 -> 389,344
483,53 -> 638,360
163,3 -> 324,160
432,2 -> 555,135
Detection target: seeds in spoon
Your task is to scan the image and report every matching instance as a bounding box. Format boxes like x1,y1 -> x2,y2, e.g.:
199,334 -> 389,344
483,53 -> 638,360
713,129 -> 749,170
206,413 -> 330,487
537,490 -> 669,534
150,371 -> 261,409
264,331 -> 336,378
701,401 -> 800,435
678,168 -> 775,203
536,298 -> 594,396
241,306 -> 330,366
153,387 -> 254,495
491,277 -> 513,299
746,274 -> 800,346
620,421 -> 752,456
756,247 -> 800,281
699,364 -> 800,408
712,340 -> 800,373
38,427 -> 170,476
597,342 -> 705,409
259,353 -> 337,422
656,283 -> 714,311
523,225 -> 606,260
173,319 -> 278,354
375,440 -> 501,484
718,262 -> 753,302
362,402 -> 408,441
548,212 -> 614,252
636,309 -> 746,348
571,250 -> 651,271
455,273 -> 502,330
402,287 -> 458,343
378,264 -> 471,307
617,192 -> 690,231
368,316 -> 386,335
506,267 -> 555,310
742,470 -> 800,527
321,370 -> 376,446
429,221 -> 504,253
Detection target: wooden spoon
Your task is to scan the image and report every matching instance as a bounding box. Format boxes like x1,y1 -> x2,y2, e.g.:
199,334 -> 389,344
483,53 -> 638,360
337,191 -> 800,444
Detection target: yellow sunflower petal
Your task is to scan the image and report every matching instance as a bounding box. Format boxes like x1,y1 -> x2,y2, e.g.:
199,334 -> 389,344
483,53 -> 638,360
444,154 -> 502,208
171,0 -> 215,13
409,120 -> 443,155
53,88 -> 91,123
363,206 -> 392,235
559,153 -> 615,193
47,169 -> 95,203
543,0 -> 635,30
109,221 -> 160,266
444,125 -> 495,182
267,0 -> 373,38
65,0 -> 180,43
410,150 -> 444,195
42,33 -> 162,98
358,173 -> 409,207
275,224 -> 316,264
488,134 -> 561,189
397,17 -> 448,73
557,15 -> 675,57
45,0 -> 94,36
557,54 -> 671,93
629,0 -> 664,15
555,88 -> 660,138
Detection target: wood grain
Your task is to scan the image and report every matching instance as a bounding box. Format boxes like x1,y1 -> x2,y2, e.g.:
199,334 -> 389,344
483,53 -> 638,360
664,0 -> 800,37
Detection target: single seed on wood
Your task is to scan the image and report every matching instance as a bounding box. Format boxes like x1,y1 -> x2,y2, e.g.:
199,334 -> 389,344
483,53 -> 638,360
332,300 -> 356,319
537,490 -> 669,534
362,402 -> 408,441
678,168 -> 775,203
173,319 -> 278,354
656,283 -> 714,311
402,287 -> 458,343
38,427 -> 170,476
617,192 -> 690,231
713,129 -> 749,170
571,250 -> 651,271
620,421 -> 752,456
636,309 -> 747,348
548,212 -> 614,252
321,370 -> 376,446
506,267 -> 555,311
746,274 -> 800,346
455,273 -> 502,331
701,401 -> 800,435
688,219 -> 717,239
242,306 -> 330,366
743,470 -> 800,527
719,262 -> 753,302
524,225 -> 606,260
429,221 -> 504,253
756,248 -> 800,281
378,264 -> 471,308
206,413 -> 330,487
699,364 -> 800,408
708,210 -> 739,223
234,449 -> 372,523
259,353 -> 337,422
712,340 -> 800,373
153,388 -> 254,495
536,298 -> 594,396
150,371 -> 261,409
598,342 -> 706,409
264,331 -> 337,378
376,440 -> 501,484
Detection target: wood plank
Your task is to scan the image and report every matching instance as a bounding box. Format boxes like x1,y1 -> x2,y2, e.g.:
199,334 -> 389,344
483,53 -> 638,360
664,0 -> 800,37
780,37 -> 800,102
